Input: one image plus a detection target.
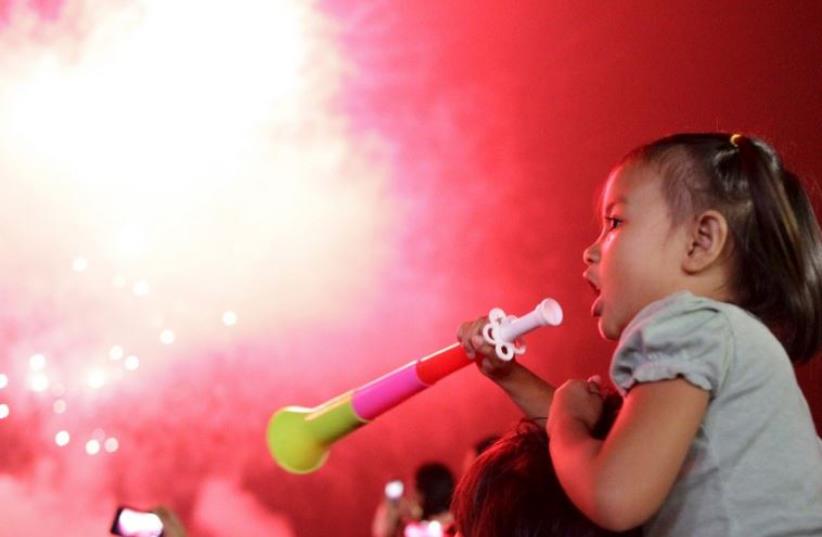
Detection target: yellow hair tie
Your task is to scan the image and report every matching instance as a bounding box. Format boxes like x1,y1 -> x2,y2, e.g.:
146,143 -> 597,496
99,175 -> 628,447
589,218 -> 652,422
730,133 -> 743,147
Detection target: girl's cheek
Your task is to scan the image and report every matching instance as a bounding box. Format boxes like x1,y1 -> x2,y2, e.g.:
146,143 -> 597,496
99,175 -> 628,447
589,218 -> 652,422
603,233 -> 616,249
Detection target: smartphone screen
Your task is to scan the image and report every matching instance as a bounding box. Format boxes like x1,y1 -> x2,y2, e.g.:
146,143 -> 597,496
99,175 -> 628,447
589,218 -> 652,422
110,507 -> 165,537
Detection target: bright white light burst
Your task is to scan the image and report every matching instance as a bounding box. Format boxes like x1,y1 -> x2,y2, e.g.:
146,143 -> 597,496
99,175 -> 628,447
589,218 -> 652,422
85,439 -> 101,455
109,345 -> 124,360
72,256 -> 89,272
132,280 -> 150,297
55,430 -> 71,446
222,311 -> 238,327
104,437 -> 119,453
29,373 -> 50,392
124,355 -> 140,371
0,0 -> 391,342
29,354 -> 46,370
160,329 -> 175,345
87,368 -> 106,389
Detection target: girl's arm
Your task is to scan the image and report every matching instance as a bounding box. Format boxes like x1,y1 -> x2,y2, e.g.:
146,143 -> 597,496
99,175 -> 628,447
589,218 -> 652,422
548,378 -> 709,531
490,361 -> 555,421
458,316 -> 555,421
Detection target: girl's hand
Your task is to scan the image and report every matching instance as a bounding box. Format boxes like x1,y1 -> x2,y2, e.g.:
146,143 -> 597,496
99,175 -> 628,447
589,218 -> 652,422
457,315 -> 516,380
548,377 -> 604,434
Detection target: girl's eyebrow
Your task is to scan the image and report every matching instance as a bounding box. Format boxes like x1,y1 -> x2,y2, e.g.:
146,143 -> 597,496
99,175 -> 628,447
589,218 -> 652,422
603,197 -> 627,214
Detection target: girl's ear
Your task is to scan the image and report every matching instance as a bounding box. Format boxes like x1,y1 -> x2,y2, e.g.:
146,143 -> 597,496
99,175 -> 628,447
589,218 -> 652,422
682,210 -> 729,273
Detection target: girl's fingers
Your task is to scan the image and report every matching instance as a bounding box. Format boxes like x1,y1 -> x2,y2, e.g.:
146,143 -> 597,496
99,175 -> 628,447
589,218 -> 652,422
456,321 -> 471,344
459,315 -> 519,370
458,319 -> 479,355
586,375 -> 603,396
457,323 -> 474,357
458,316 -> 491,358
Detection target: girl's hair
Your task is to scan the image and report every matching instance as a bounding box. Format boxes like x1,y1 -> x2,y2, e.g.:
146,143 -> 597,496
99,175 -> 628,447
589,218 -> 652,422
451,396 -> 638,537
623,133 -> 822,363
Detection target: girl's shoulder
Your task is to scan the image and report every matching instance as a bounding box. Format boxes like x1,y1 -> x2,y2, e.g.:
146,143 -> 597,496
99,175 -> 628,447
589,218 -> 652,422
620,291 -> 771,345
611,291 -> 783,397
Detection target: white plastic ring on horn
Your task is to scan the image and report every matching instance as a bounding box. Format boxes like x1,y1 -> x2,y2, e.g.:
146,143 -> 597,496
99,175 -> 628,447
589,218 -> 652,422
481,298 -> 564,362
482,308 -> 523,361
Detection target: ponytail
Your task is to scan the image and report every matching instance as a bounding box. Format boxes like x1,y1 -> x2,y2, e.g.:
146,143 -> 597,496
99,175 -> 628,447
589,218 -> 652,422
728,135 -> 822,362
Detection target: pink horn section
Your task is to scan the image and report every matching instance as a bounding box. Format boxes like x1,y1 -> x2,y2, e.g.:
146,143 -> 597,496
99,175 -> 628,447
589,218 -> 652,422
351,343 -> 473,421
351,361 -> 429,421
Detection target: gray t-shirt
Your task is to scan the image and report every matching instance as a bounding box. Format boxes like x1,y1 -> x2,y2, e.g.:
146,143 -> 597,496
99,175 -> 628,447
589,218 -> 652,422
610,291 -> 822,537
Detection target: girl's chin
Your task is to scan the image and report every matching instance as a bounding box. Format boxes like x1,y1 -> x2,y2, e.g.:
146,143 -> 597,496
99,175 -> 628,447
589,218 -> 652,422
597,317 -> 620,340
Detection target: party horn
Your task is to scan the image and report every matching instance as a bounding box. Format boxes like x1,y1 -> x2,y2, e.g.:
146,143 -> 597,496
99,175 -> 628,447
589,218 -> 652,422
267,298 -> 563,474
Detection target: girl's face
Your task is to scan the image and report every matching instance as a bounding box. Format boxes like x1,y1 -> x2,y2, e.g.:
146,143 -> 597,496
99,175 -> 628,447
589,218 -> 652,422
583,161 -> 690,340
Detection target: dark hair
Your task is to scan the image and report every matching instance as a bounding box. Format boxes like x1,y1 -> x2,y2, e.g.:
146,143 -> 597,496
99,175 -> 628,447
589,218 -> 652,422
415,462 -> 456,519
452,396 -> 639,537
473,435 -> 501,457
623,133 -> 822,362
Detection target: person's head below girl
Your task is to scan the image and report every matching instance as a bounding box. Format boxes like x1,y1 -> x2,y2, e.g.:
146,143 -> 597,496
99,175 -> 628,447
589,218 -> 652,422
414,462 -> 456,522
451,395 -> 638,537
584,132 -> 822,361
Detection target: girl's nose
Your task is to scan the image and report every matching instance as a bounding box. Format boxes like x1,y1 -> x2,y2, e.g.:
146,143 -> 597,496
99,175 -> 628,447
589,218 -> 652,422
583,241 -> 599,265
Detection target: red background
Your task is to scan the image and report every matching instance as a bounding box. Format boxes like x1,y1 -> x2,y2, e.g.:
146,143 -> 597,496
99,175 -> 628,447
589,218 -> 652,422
0,1 -> 820,535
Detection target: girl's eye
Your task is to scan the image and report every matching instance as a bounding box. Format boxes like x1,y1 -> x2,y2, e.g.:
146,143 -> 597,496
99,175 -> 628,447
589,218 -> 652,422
604,216 -> 623,231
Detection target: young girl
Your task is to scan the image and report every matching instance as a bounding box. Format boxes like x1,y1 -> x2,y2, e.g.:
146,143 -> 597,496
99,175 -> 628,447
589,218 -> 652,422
458,133 -> 822,536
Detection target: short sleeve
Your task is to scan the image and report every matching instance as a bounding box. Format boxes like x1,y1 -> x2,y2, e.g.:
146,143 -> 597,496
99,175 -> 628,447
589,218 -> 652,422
610,292 -> 732,397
